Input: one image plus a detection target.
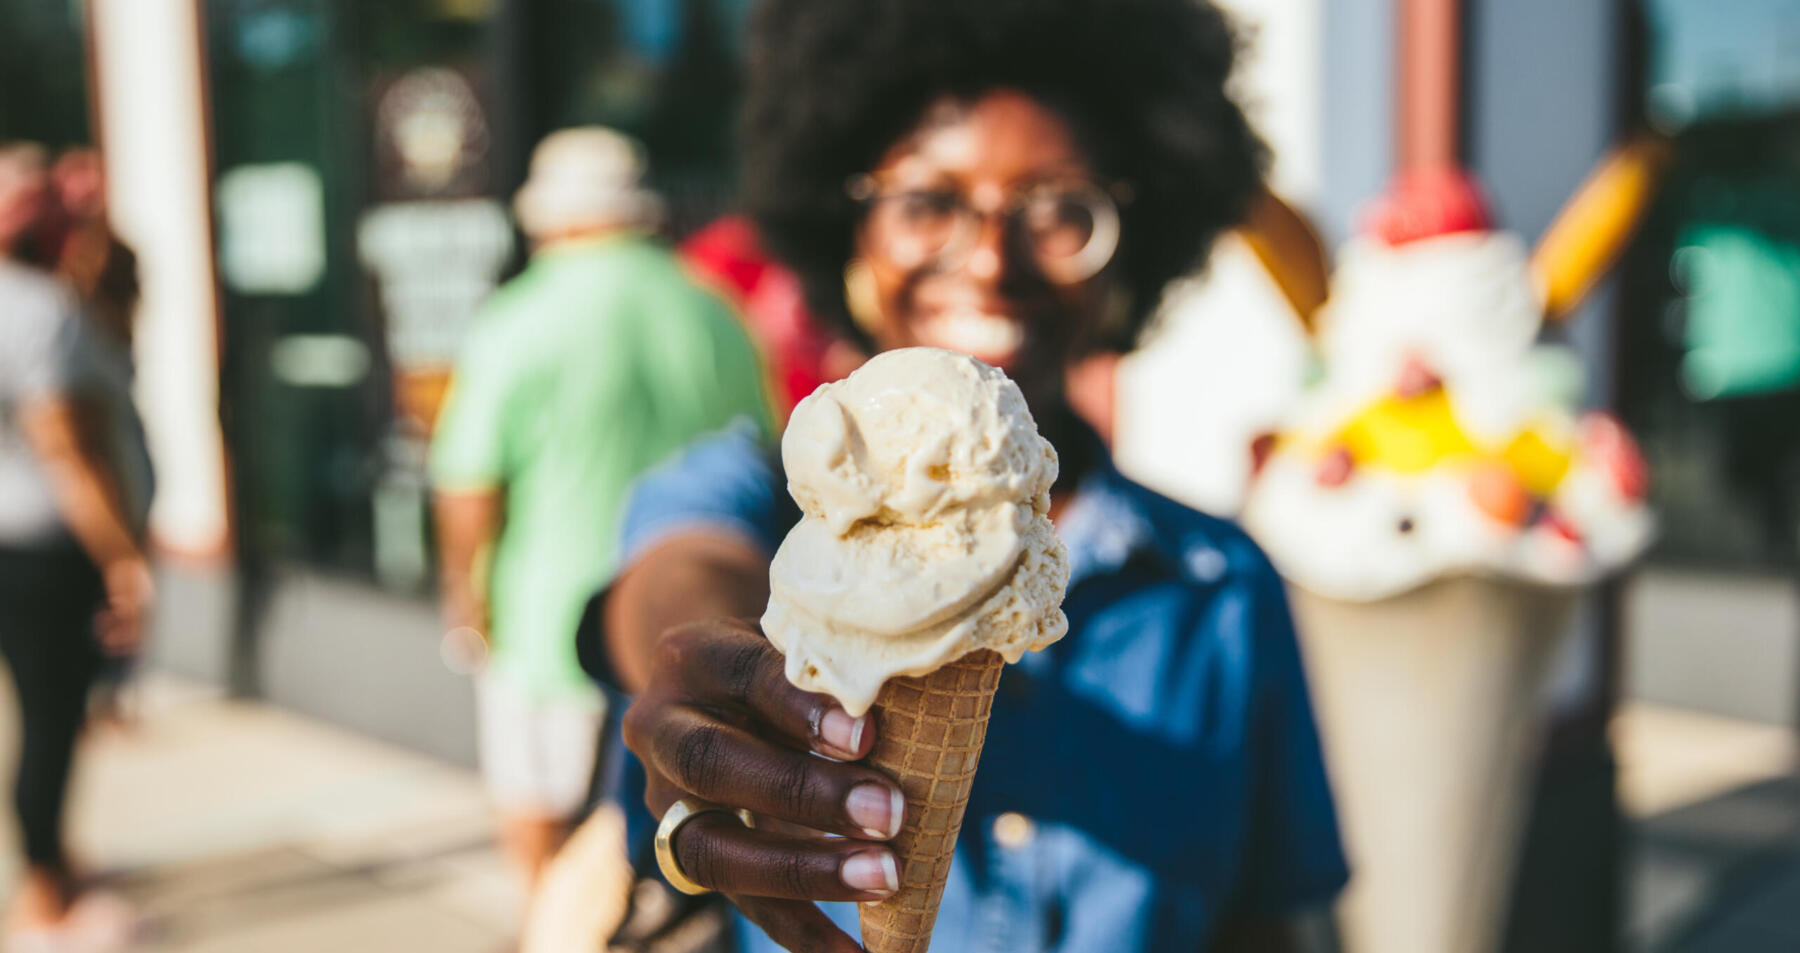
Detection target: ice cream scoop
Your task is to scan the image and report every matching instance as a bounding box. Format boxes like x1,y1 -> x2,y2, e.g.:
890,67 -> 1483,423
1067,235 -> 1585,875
763,347 -> 1069,717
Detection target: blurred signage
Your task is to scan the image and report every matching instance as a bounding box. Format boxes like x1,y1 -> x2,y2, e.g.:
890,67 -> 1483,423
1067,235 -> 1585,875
364,63 -> 507,432
1677,224 -> 1800,400
358,198 -> 514,374
269,334 -> 372,388
216,162 -> 327,295
231,3 -> 320,72
373,67 -> 491,199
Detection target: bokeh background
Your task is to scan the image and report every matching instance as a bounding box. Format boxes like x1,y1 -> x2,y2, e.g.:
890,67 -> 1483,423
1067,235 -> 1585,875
1,0 -> 1798,951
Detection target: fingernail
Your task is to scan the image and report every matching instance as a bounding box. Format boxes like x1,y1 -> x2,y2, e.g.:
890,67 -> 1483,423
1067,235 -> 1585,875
819,707 -> 866,756
841,849 -> 899,895
846,783 -> 904,839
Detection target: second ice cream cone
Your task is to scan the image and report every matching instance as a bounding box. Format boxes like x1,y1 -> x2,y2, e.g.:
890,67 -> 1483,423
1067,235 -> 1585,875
858,649 -> 1005,953
1292,577 -> 1573,953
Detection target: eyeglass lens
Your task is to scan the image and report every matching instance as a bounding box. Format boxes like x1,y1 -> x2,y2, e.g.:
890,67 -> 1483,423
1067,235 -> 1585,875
865,185 -> 1116,280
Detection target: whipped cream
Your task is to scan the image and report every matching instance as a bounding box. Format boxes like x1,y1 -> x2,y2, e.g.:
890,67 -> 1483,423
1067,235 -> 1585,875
1244,231 -> 1654,602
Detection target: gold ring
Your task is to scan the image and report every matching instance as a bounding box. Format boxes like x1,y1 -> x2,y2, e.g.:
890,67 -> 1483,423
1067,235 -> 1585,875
654,797 -> 756,895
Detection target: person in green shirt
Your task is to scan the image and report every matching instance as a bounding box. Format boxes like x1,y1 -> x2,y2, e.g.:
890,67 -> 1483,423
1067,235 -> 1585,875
429,127 -> 772,906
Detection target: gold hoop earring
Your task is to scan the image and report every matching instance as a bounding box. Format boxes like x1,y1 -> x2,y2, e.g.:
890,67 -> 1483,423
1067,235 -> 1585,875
843,259 -> 886,337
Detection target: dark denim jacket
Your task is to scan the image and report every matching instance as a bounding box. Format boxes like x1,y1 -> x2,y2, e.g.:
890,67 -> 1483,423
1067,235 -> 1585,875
587,425 -> 1348,952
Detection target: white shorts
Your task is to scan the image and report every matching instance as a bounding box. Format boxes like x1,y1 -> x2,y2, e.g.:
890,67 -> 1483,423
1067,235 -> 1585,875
475,674 -> 605,817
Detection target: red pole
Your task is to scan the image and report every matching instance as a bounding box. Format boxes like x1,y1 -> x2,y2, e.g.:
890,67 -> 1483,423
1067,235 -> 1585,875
1398,0 -> 1462,173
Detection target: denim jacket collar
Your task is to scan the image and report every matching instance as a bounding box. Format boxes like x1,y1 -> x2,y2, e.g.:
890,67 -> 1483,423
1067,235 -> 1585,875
1058,459 -> 1244,591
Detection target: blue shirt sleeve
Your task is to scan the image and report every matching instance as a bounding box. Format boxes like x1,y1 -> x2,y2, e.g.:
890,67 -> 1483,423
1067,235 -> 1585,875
575,421 -> 795,692
1234,555 -> 1352,916
615,420 -> 791,566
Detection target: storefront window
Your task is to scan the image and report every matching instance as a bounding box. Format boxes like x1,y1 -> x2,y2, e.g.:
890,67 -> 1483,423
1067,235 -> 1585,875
1620,1 -> 1800,572
207,0 -> 751,591
0,0 -> 89,147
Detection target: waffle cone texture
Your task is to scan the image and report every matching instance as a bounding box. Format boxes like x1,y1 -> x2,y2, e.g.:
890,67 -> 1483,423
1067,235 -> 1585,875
858,650 -> 1005,953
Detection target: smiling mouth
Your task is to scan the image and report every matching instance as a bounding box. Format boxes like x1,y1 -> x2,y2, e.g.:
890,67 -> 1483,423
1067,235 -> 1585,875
915,308 -> 1026,365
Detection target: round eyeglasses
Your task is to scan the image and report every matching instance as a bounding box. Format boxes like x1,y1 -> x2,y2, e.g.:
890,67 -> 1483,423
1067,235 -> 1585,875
848,175 -> 1125,284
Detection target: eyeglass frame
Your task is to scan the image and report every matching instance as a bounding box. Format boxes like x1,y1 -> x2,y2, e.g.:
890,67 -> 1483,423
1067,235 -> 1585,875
845,173 -> 1133,285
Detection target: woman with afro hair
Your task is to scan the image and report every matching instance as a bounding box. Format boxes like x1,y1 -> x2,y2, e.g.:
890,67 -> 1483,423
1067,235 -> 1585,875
587,0 -> 1350,950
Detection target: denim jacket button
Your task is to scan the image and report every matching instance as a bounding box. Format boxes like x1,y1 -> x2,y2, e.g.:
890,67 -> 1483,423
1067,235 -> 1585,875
993,811 -> 1036,849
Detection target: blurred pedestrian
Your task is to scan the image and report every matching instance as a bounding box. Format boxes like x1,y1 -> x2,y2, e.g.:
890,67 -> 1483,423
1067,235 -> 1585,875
49,149 -> 140,333
429,127 -> 773,916
0,141 -> 149,950
47,148 -> 151,729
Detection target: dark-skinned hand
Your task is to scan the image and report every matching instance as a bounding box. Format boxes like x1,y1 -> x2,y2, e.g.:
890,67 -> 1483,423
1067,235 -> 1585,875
621,618 -> 907,953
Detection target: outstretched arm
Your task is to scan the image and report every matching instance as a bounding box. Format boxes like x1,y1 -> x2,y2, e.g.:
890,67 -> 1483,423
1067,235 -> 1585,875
602,531 -> 771,695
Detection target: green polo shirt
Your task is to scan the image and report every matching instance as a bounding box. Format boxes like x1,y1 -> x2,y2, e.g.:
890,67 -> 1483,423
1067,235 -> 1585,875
431,235 -> 772,702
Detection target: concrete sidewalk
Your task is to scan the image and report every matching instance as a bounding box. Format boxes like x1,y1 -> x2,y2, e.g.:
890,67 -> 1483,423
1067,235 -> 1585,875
1617,704 -> 1800,953
0,668 -> 1787,951
0,675 -> 519,952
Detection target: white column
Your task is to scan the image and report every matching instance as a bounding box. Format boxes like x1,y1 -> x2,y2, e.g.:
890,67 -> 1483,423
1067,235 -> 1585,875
88,0 -> 231,559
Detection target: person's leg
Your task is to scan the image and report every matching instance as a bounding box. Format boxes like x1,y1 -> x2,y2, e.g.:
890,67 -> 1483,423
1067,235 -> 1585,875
0,548 -> 102,931
512,691 -> 605,887
476,676 -> 594,902
504,694 -> 606,893
496,810 -> 571,893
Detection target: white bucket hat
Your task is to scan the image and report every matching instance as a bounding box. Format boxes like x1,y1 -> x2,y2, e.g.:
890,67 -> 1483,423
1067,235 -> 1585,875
513,127 -> 664,239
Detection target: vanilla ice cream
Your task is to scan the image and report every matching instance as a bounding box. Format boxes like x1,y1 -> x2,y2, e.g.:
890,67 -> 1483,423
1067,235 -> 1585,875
761,348 -> 1070,716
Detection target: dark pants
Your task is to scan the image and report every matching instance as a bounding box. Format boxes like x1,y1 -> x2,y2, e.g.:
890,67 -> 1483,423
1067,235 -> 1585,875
0,545 -> 102,871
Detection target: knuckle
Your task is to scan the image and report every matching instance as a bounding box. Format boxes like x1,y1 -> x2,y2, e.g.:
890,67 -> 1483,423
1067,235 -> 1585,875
677,823 -> 728,890
721,636 -> 771,703
670,720 -> 731,795
655,623 -> 705,671
775,848 -> 815,899
620,698 -> 653,754
765,752 -> 818,820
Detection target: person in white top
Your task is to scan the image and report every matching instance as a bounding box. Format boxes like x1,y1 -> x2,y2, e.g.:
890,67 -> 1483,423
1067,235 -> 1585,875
0,142 -> 150,952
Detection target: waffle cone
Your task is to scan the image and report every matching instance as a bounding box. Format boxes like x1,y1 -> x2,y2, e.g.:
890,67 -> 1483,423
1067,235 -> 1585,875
857,649 -> 1005,953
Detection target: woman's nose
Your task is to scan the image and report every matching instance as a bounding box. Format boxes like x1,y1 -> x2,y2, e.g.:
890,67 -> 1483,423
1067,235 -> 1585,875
963,211 -> 1009,283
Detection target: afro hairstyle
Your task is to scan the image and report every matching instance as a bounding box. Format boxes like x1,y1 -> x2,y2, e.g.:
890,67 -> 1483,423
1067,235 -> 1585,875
740,0 -> 1269,353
